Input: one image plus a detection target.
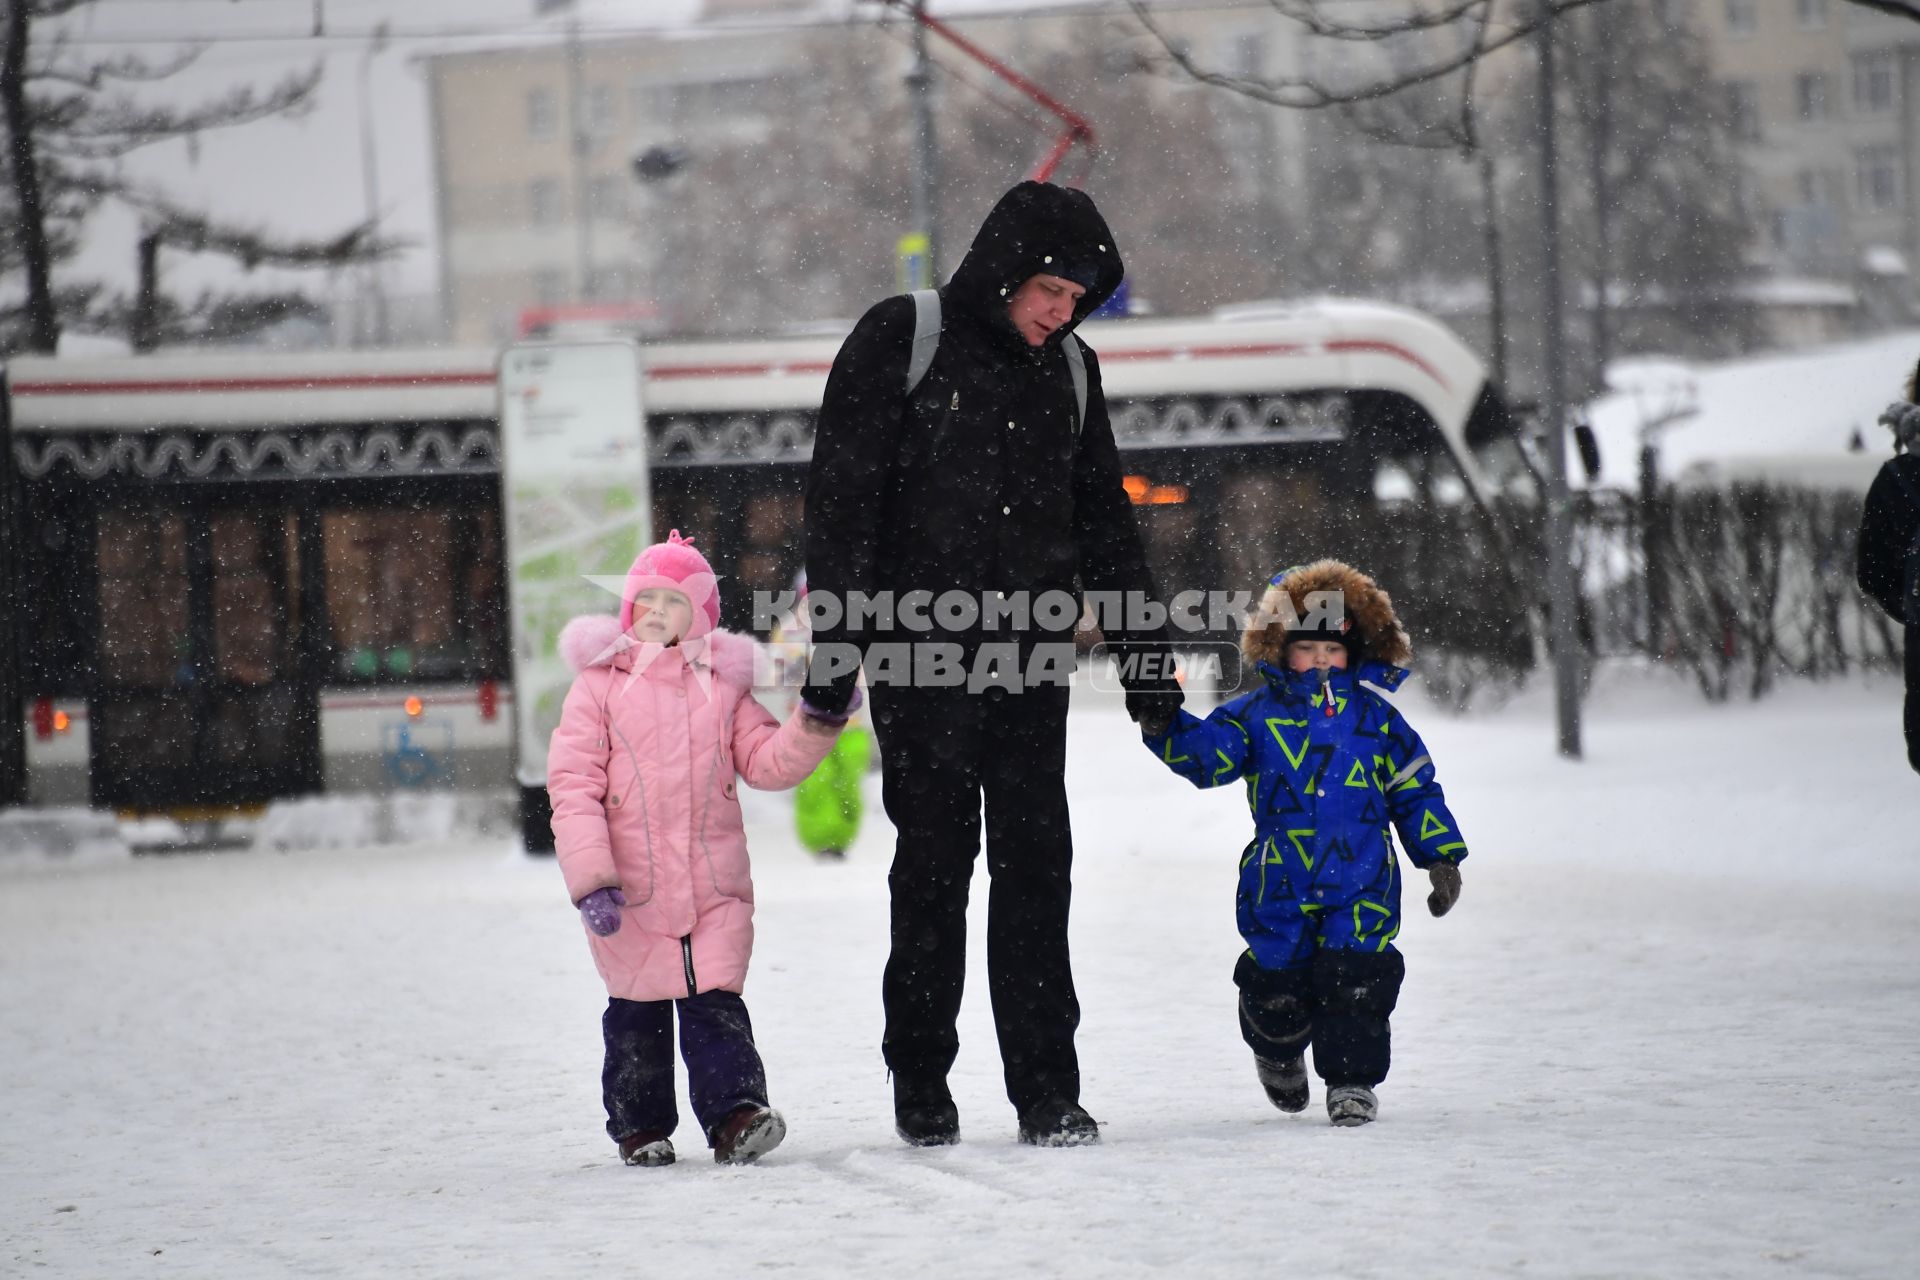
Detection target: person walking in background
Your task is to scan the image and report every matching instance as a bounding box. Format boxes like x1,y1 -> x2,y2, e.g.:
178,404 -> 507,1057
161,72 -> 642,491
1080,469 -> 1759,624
546,532 -> 848,1167
802,181 -> 1182,1148
1140,560 -> 1468,1127
1858,372 -> 1920,777
773,573 -> 874,860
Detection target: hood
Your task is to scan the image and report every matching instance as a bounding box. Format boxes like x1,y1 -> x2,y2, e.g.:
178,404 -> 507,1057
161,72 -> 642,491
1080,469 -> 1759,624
1243,559 -> 1412,671
616,530 -> 721,642
558,614 -> 762,689
945,181 -> 1124,345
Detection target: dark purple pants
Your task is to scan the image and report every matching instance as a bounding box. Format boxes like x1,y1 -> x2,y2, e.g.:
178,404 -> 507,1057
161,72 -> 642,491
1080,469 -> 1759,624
601,990 -> 768,1146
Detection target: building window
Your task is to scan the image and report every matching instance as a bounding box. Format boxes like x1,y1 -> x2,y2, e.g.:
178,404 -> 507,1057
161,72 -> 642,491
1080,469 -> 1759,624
1724,0 -> 1756,36
530,178 -> 563,226
527,87 -> 556,139
1795,73 -> 1828,122
1853,51 -> 1898,115
1797,169 -> 1834,207
630,78 -> 677,123
1857,147 -> 1904,212
1726,81 -> 1761,142
1795,0 -> 1825,27
589,174 -> 625,219
534,268 -> 566,306
1229,31 -> 1266,78
584,84 -> 616,138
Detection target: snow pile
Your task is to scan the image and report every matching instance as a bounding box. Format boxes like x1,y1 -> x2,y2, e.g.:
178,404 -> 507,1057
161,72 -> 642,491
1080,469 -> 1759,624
1583,328 -> 1920,490
0,808 -> 129,864
253,789 -> 516,852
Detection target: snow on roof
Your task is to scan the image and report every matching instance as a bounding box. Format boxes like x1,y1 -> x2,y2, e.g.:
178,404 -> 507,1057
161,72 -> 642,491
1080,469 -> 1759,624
1862,246 -> 1910,277
1580,328 -> 1920,492
1671,453 -> 1892,493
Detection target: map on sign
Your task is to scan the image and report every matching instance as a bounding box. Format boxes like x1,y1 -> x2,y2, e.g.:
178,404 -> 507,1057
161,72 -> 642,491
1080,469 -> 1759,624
497,341 -> 650,789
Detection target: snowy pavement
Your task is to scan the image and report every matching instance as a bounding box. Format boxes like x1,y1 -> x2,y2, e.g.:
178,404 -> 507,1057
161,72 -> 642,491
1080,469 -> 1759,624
4,668 -> 1918,1278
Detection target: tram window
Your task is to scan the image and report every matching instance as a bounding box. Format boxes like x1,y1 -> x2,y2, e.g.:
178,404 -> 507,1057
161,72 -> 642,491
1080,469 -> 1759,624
210,511 -> 292,686
651,486 -> 718,548
320,507 -> 505,682
96,510 -> 192,688
739,488 -> 803,603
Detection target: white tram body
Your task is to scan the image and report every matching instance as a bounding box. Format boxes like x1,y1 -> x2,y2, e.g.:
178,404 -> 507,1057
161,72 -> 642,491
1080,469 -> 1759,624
6,299 -> 1510,812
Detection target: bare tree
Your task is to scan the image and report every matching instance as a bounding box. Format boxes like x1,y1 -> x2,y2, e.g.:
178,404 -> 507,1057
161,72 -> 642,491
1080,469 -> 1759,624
1,0 -> 380,352
116,198 -> 395,351
1547,5 -> 1756,388
1127,0 -> 1920,146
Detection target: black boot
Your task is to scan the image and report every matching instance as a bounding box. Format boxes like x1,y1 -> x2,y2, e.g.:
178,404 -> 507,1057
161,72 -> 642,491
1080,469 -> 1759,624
1016,1098 -> 1100,1148
893,1076 -> 960,1147
1255,1055 -> 1309,1113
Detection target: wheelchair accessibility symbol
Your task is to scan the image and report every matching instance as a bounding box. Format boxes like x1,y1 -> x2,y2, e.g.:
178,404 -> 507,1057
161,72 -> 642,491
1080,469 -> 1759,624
383,721 -> 454,788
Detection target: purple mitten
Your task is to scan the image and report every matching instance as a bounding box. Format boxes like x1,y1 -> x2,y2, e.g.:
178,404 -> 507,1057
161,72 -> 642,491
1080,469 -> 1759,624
578,887 -> 626,936
802,683 -> 863,728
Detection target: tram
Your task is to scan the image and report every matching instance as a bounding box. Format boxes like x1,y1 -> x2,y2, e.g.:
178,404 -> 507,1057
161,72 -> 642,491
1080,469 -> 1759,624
4,297 -> 1520,815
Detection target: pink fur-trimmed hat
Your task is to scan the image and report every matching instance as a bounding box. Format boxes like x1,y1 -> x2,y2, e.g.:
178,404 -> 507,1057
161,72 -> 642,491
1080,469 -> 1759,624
617,529 -> 721,639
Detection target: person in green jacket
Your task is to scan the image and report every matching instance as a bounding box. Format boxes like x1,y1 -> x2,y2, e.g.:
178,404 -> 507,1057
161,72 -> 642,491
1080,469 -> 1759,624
778,574 -> 874,859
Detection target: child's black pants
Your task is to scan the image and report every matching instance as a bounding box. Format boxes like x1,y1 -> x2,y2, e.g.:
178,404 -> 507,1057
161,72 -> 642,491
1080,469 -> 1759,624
1234,948 -> 1406,1088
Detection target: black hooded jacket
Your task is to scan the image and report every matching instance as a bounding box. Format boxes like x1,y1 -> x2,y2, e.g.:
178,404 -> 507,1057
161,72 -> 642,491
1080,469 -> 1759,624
1855,449 -> 1920,775
802,183 -> 1165,709
1857,452 -> 1920,625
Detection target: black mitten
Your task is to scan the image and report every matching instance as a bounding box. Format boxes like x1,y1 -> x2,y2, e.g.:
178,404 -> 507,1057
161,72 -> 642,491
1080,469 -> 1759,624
1427,863 -> 1462,918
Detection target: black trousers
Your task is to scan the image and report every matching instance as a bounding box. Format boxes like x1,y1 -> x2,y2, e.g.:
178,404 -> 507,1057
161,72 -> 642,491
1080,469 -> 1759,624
1234,948 -> 1406,1089
601,990 -> 768,1145
870,679 -> 1080,1113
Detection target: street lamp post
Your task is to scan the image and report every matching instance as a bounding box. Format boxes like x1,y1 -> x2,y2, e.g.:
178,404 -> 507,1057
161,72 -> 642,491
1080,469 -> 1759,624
906,0 -> 941,286
356,22 -> 390,346
1534,0 -> 1583,759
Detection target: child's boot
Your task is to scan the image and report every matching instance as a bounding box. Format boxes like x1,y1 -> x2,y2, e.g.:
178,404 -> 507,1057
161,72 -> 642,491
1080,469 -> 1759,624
1326,1084 -> 1378,1127
1255,1055 -> 1309,1113
617,1130 -> 675,1166
711,1105 -> 786,1165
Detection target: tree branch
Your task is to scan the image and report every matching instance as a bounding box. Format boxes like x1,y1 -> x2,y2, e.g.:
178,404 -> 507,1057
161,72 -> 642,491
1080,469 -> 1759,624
42,64 -> 321,157
1126,0 -> 1618,112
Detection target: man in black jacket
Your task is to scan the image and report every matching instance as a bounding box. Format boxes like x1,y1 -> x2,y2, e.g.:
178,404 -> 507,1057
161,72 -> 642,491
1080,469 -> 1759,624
802,182 -> 1181,1147
1858,395 -> 1920,777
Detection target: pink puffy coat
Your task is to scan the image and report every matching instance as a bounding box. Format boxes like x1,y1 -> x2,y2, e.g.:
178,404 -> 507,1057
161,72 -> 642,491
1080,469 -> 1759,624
547,614 -> 836,1003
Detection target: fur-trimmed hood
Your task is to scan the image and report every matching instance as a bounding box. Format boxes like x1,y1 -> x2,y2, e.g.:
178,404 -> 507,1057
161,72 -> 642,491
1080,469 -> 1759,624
1243,559 -> 1411,671
557,614 -> 762,689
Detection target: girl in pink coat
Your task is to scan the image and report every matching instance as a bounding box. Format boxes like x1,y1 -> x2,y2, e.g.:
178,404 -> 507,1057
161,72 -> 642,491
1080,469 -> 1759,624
548,531 -> 849,1167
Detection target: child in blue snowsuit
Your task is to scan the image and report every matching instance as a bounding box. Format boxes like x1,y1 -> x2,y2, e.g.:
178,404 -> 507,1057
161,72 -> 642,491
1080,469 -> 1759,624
1141,559 -> 1468,1126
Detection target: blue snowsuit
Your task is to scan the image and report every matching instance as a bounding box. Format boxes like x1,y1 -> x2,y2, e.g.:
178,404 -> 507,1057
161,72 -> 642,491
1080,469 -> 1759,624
1143,658 -> 1468,1088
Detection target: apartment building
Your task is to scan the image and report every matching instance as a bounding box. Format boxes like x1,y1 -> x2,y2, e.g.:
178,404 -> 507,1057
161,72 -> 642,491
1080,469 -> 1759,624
1693,0 -> 1917,292
424,0 -> 1313,346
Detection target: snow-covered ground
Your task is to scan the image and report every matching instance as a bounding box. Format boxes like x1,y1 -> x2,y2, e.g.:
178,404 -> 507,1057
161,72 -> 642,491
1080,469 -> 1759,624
1584,329 -> 1920,491
4,669 -> 1917,1278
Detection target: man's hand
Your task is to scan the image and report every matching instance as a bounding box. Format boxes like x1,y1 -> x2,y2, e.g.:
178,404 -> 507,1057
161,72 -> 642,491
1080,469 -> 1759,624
1126,686 -> 1182,738
1426,863 -> 1462,918
801,685 -> 862,735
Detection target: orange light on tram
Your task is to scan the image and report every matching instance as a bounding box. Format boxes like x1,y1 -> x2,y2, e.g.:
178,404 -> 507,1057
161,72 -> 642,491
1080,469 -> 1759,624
1123,474 -> 1188,505
404,696 -> 425,719
52,710 -> 71,733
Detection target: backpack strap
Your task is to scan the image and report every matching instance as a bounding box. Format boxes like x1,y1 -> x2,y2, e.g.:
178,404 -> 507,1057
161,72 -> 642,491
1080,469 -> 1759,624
902,287 -> 1088,435
1061,332 -> 1087,434
905,289 -> 941,398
